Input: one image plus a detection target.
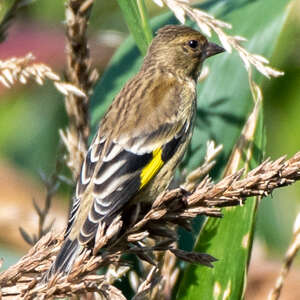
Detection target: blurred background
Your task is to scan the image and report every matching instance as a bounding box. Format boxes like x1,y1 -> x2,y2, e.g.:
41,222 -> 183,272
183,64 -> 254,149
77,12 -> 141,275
0,1 -> 299,299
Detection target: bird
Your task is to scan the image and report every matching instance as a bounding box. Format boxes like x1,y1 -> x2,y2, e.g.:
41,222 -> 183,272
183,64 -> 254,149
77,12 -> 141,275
45,24 -> 224,280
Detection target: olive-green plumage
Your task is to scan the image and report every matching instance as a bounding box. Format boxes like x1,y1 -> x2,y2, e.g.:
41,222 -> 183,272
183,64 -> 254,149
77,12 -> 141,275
45,25 -> 224,279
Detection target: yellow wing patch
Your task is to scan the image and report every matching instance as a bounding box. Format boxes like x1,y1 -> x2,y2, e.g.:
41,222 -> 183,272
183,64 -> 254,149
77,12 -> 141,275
140,148 -> 164,189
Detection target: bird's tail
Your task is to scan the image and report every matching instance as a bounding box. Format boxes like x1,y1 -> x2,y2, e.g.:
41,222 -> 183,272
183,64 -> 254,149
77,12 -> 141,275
43,238 -> 80,282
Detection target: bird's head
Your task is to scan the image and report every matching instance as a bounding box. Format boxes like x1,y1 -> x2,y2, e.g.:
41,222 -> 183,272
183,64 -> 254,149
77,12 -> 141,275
144,25 -> 225,80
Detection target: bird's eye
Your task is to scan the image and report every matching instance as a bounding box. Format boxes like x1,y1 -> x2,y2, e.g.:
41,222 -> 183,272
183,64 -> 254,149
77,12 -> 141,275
188,40 -> 198,49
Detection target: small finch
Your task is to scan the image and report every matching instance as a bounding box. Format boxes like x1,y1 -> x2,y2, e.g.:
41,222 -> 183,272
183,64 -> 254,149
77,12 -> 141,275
46,25 -> 224,279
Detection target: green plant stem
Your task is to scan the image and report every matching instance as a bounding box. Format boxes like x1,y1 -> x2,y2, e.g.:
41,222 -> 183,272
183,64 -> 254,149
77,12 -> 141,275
117,0 -> 152,55
137,0 -> 153,45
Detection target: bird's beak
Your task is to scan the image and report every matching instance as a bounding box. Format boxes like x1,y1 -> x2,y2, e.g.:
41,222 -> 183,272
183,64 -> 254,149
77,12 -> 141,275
205,42 -> 225,58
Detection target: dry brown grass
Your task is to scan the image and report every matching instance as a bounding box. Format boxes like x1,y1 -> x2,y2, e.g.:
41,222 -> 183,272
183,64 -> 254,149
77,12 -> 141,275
1,152 -> 300,298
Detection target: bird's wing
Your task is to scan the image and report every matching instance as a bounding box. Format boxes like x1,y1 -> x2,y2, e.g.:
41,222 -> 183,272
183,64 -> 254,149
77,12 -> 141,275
78,120 -> 190,244
50,118 -> 191,278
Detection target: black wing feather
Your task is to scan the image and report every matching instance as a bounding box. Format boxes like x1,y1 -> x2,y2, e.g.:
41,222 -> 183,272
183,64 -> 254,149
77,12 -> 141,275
79,147 -> 152,244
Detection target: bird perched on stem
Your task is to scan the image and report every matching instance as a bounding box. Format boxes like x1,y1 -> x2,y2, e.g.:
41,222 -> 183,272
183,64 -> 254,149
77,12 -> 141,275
45,24 -> 224,279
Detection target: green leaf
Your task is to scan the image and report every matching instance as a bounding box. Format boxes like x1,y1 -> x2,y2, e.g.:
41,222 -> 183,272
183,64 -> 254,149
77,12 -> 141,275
0,87 -> 66,175
177,101 -> 265,299
117,0 -> 152,55
176,0 -> 292,299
